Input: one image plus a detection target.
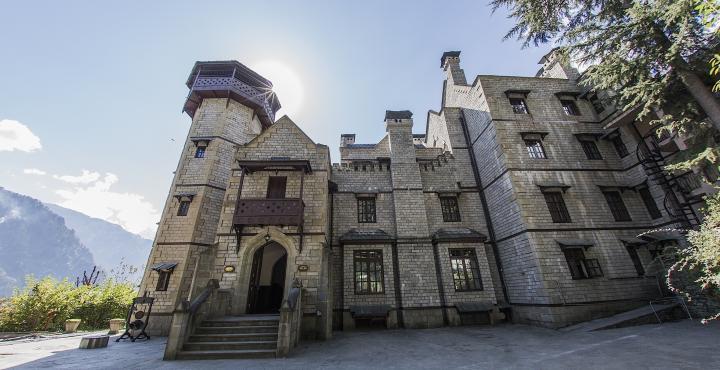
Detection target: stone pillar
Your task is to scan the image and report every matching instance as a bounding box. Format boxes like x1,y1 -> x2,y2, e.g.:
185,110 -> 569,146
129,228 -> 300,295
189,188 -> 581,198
385,111 -> 443,328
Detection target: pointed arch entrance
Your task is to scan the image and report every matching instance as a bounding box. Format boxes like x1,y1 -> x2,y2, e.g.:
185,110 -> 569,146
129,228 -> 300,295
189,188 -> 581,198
247,242 -> 287,313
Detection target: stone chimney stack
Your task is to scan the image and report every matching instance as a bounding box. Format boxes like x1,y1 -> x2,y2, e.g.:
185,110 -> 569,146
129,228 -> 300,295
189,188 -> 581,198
441,51 -> 467,85
536,48 -> 580,81
340,134 -> 356,147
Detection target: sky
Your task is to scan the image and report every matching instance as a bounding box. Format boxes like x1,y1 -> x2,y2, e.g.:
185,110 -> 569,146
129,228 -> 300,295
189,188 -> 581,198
0,0 -> 550,239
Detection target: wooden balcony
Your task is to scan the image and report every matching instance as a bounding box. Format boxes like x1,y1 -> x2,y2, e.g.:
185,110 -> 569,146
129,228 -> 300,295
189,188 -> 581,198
233,198 -> 304,227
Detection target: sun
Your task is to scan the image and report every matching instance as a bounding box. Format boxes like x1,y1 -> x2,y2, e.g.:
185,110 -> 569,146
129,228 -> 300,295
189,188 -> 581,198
250,60 -> 304,119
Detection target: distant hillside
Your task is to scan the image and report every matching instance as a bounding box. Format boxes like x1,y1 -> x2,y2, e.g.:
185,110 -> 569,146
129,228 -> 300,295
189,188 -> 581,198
0,187 -> 95,297
46,204 -> 151,279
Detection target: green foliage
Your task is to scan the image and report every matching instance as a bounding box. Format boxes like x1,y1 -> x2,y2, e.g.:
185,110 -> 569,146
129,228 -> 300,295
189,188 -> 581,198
0,276 -> 135,332
671,192 -> 720,322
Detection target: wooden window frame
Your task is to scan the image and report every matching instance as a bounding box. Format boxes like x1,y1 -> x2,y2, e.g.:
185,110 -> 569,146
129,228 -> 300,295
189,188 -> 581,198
563,248 -> 603,280
194,146 -> 206,158
177,200 -> 191,216
357,197 -> 377,223
509,97 -> 530,114
156,270 -> 171,291
638,187 -> 662,219
525,139 -> 547,159
603,191 -> 632,221
625,245 -> 646,276
543,191 -> 572,223
579,139 -> 603,160
560,99 -> 581,116
610,135 -> 629,158
353,250 -> 385,295
449,248 -> 484,291
440,196 -> 461,222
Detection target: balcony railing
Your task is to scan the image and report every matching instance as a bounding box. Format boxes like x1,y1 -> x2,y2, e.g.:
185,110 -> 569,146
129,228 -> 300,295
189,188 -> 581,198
233,198 -> 304,227
674,171 -> 704,194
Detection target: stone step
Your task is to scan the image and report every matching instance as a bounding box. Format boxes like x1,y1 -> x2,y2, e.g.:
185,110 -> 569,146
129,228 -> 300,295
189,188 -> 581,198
189,333 -> 278,342
176,349 -> 276,360
201,319 -> 280,327
184,340 -> 277,351
195,325 -> 279,334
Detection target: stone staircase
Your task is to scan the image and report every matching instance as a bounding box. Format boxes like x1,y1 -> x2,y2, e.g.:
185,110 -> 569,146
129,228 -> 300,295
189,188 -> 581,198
176,314 -> 279,360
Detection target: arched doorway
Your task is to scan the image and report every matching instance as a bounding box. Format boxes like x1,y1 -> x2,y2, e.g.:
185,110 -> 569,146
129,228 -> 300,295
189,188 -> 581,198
247,242 -> 287,314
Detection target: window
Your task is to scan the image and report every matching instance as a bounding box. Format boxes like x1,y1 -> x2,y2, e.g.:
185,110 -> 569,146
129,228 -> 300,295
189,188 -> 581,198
561,99 -> 581,116
589,94 -> 605,114
563,248 -> 603,279
610,135 -> 629,158
510,98 -> 530,114
440,196 -> 461,222
603,191 -> 632,221
449,249 -> 483,291
353,250 -> 384,294
625,246 -> 645,276
266,176 -> 287,199
638,187 -> 662,219
156,270 -> 171,291
177,200 -> 191,216
194,146 -> 206,158
525,139 -> 547,159
579,139 -> 603,160
357,198 -> 376,223
543,192 -> 571,223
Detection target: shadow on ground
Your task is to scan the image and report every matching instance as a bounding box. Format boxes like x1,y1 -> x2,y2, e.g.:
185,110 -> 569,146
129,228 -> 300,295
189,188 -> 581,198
2,320 -> 718,369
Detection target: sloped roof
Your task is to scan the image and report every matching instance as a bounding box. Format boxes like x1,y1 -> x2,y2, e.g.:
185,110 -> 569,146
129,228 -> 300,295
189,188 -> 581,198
340,229 -> 393,244
432,228 -> 487,243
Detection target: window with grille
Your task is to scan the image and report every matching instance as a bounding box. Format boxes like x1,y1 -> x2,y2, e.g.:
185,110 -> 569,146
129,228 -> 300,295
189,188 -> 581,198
543,191 -> 571,223
156,270 -> 171,291
194,146 -> 206,158
525,139 -> 547,159
357,198 -> 376,223
625,245 -> 645,276
603,191 -> 632,221
509,98 -> 530,114
440,196 -> 461,222
579,140 -> 603,160
353,250 -> 384,294
177,200 -> 191,216
589,95 -> 605,114
561,99 -> 581,116
563,248 -> 603,279
449,249 -> 483,291
610,135 -> 629,158
638,187 -> 662,219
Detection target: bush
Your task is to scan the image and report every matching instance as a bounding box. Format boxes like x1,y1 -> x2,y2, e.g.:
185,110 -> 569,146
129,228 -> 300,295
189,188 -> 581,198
0,276 -> 136,332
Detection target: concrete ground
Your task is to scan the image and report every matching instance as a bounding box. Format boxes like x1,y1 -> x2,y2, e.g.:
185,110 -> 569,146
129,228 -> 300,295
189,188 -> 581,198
1,320 -> 718,369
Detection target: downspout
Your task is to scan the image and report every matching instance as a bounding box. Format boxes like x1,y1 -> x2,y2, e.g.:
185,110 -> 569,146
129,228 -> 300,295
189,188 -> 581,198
459,110 -> 510,304
431,240 -> 449,326
391,240 -> 404,328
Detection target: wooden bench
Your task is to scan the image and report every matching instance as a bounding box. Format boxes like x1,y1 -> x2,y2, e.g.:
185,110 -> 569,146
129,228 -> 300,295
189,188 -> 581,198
349,305 -> 392,327
455,302 -> 496,325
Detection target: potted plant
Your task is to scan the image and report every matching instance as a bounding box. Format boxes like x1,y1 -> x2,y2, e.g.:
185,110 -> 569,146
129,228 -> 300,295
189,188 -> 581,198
108,319 -> 125,334
65,319 -> 81,333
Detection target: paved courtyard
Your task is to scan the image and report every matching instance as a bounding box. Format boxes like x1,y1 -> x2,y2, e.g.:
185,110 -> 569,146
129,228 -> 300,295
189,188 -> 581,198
1,320 -> 718,369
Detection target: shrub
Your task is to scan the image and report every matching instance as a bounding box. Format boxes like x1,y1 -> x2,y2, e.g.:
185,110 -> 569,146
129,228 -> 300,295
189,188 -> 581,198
0,276 -> 136,332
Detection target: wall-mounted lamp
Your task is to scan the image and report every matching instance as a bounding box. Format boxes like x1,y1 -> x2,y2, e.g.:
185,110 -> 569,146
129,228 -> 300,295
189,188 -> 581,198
264,229 -> 272,243
224,266 -> 236,273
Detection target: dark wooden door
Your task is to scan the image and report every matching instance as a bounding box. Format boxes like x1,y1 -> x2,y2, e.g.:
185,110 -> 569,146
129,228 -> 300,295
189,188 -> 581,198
247,247 -> 264,313
266,177 -> 287,199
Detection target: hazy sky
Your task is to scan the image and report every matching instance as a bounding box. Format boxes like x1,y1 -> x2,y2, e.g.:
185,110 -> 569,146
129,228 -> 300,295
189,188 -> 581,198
0,0 -> 550,238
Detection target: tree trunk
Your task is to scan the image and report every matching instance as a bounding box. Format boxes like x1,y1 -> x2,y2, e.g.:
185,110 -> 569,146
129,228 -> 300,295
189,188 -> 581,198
677,69 -> 720,132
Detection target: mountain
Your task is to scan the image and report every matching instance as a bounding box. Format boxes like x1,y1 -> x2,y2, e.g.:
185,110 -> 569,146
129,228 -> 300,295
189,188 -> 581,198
45,204 -> 151,279
0,187 -> 95,297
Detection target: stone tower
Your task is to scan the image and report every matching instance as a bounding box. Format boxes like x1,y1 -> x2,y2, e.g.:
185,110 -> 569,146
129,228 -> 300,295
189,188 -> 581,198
139,61 -> 281,333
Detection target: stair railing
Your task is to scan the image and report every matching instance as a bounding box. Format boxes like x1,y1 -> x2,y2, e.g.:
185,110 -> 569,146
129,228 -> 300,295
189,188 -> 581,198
163,279 -> 219,360
277,279 -> 304,357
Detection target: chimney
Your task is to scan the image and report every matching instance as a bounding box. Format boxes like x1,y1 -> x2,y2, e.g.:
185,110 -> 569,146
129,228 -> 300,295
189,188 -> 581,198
340,134 -> 356,147
440,51 -> 467,85
536,48 -> 580,80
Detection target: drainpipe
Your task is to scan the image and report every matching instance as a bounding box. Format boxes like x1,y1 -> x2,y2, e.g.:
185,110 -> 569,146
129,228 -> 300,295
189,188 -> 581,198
459,110 -> 510,304
431,240 -> 449,326
391,240 -> 405,328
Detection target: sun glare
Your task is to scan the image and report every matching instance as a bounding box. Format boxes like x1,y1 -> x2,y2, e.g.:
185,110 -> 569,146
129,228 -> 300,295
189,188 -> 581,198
251,60 -> 304,119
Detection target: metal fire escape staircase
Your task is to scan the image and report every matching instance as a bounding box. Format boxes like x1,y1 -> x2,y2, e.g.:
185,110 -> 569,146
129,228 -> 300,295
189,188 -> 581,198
635,141 -> 702,230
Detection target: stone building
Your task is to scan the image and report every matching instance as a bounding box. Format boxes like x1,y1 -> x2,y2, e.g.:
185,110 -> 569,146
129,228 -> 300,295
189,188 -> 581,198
139,51 -> 716,359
